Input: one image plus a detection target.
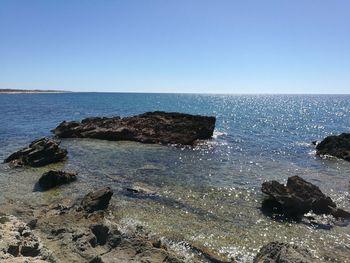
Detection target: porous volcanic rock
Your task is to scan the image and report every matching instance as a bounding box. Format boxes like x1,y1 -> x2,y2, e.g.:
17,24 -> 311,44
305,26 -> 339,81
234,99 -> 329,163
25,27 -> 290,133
0,215 -> 50,262
253,242 -> 321,263
38,170 -> 77,190
81,187 -> 114,213
316,133 -> 350,161
4,138 -> 67,167
52,111 -> 216,145
261,176 -> 350,218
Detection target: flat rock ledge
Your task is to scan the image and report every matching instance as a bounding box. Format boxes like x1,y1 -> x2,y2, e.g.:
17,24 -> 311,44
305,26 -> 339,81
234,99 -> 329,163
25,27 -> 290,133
316,133 -> 350,161
38,170 -> 77,190
52,111 -> 216,145
4,138 -> 67,167
254,242 -> 321,263
262,175 -> 350,219
0,215 -> 50,262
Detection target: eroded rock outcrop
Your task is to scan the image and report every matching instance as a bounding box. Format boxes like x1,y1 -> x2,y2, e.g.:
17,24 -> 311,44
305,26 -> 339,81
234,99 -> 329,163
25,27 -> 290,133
52,111 -> 216,145
38,170 -> 77,190
316,133 -> 350,161
0,215 -> 50,262
27,196 -> 192,263
261,176 -> 350,219
254,242 -> 321,263
81,187 -> 114,213
4,138 -> 67,167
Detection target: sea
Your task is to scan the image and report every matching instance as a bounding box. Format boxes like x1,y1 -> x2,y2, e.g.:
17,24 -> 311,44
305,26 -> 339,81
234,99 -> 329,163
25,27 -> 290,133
0,93 -> 349,262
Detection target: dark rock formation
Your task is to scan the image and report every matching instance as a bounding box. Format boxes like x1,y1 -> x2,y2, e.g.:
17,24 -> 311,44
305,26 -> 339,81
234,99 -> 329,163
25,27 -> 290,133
81,187 -> 113,213
4,138 -> 67,167
90,224 -> 110,246
262,176 -> 350,219
38,170 -> 77,190
316,133 -> 350,161
52,111 -> 216,145
254,242 -> 321,263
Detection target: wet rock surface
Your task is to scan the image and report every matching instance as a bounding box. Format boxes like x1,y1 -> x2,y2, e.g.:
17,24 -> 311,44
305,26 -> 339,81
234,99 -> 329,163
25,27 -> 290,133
262,176 -> 350,219
4,138 -> 67,167
38,170 -> 77,190
52,111 -> 216,145
316,133 -> 350,161
253,242 -> 321,263
80,187 -> 114,213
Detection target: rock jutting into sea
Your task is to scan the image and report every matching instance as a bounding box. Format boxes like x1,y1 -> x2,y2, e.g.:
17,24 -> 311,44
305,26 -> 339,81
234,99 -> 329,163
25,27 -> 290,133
38,170 -> 77,190
316,133 -> 350,161
261,175 -> 350,219
4,138 -> 67,167
52,111 -> 216,145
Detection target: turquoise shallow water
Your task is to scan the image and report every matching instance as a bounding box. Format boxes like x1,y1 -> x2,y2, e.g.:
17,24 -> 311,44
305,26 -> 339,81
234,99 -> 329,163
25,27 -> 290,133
0,93 -> 349,262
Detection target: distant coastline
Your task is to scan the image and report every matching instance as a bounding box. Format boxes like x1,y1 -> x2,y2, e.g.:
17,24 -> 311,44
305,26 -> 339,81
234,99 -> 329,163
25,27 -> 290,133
0,89 -> 70,94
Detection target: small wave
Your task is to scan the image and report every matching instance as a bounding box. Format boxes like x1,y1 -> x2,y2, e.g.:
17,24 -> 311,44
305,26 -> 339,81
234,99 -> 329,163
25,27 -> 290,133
292,141 -> 313,147
213,130 -> 228,139
308,150 -> 317,156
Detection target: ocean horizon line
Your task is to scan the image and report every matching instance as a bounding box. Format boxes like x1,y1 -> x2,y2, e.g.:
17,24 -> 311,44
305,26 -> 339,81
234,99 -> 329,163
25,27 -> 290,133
1,89 -> 350,96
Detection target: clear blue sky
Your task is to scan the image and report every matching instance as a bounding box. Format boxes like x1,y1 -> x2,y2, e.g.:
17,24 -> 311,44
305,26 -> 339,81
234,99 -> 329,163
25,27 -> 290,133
1,0 -> 349,93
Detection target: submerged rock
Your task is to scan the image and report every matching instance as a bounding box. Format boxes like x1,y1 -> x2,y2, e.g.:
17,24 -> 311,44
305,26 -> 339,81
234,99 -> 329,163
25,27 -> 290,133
254,242 -> 321,263
261,176 -> 350,219
38,170 -> 77,190
81,187 -> 113,213
52,111 -> 216,145
316,133 -> 350,161
125,184 -> 156,195
4,138 -> 67,167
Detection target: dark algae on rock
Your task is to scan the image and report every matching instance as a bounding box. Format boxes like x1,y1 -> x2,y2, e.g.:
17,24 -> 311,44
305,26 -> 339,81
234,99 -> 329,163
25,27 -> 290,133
52,111 -> 216,145
261,175 -> 350,219
4,138 -> 67,167
316,133 -> 350,161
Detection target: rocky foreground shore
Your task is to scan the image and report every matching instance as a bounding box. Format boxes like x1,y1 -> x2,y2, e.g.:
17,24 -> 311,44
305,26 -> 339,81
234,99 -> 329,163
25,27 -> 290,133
52,111 -> 216,145
0,187 -> 193,263
1,185 -> 325,263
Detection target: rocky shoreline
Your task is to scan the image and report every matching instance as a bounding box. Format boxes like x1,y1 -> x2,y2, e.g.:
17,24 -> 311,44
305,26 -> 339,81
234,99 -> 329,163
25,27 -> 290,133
2,112 -> 350,262
0,188 -> 192,263
1,186 -> 326,263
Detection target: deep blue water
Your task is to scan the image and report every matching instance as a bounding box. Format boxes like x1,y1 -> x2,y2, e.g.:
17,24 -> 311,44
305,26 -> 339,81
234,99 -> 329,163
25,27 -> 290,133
0,93 -> 349,262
